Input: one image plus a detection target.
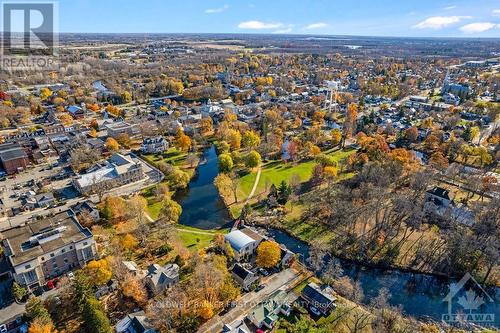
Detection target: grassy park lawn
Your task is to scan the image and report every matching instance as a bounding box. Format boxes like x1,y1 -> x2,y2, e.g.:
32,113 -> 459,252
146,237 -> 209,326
175,225 -> 229,251
225,148 -> 356,218
237,148 -> 356,201
142,147 -> 189,167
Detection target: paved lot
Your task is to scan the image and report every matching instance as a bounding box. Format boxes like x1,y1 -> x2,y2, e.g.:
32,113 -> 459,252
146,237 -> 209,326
198,268 -> 302,333
0,155 -> 162,231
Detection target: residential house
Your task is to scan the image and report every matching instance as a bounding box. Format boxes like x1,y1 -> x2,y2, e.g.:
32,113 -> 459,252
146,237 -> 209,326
105,121 -> 138,138
443,93 -> 460,106
231,263 -> 259,291
300,282 -> 337,315
224,227 -> 264,261
71,200 -> 100,222
141,136 -> 168,154
67,105 -> 85,119
116,311 -> 157,333
425,187 -> 452,208
1,210 -> 97,290
247,290 -> 291,329
145,263 -> 179,295
34,192 -> 55,208
222,319 -> 252,333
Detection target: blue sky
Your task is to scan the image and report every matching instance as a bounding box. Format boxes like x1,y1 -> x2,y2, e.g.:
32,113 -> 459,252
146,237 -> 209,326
55,0 -> 500,37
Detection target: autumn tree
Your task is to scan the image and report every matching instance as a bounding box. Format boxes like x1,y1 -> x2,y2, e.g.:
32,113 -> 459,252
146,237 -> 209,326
226,129 -> 241,150
214,173 -> 238,204
175,129 -> 192,152
186,153 -> 200,168
331,128 -> 342,146
122,234 -> 139,251
159,197 -> 182,224
241,130 -> 261,150
343,103 -> 359,146
404,126 -> 419,142
218,153 -> 233,172
121,274 -> 147,305
26,297 -> 52,326
58,113 -> 73,126
39,87 -> 52,100
84,259 -> 112,286
256,241 -> 281,268
429,151 -> 449,170
200,117 -> 213,134
105,137 -> 119,151
28,318 -> 57,333
245,150 -> 261,168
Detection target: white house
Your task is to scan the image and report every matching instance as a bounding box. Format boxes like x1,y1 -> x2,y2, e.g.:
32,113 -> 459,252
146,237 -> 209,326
224,228 -> 264,261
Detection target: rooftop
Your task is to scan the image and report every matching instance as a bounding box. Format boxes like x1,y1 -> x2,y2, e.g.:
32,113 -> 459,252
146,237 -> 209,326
0,143 -> 28,162
1,210 -> 93,266
225,230 -> 256,252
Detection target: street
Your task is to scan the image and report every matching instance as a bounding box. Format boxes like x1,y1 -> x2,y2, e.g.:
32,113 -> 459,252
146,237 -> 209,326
198,268 -> 303,333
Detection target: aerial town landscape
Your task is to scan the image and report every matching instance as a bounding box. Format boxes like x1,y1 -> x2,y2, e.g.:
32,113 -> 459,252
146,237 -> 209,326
0,1 -> 499,333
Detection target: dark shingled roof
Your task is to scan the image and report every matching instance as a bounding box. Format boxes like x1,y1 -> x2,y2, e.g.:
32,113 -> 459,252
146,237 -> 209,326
301,283 -> 336,310
427,187 -> 450,200
231,263 -> 252,280
0,143 -> 28,162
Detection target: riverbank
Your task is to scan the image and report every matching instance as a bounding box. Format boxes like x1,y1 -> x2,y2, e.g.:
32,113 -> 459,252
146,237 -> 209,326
257,219 -> 455,279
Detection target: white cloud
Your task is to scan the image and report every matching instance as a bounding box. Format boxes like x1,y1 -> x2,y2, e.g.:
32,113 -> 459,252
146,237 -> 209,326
460,22 -> 497,33
413,16 -> 471,29
493,9 -> 500,17
444,5 -> 457,10
238,21 -> 283,29
273,27 -> 293,34
205,4 -> 228,14
304,22 -> 329,30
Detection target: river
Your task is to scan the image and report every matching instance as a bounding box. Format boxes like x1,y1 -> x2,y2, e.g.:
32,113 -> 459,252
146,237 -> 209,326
175,146 -> 499,326
175,145 -> 232,230
268,229 -> 499,326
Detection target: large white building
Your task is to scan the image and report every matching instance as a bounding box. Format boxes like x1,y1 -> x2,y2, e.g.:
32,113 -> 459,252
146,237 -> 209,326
73,153 -> 144,194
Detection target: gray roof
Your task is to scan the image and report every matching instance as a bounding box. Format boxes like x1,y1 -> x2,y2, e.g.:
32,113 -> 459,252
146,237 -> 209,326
0,143 -> 28,162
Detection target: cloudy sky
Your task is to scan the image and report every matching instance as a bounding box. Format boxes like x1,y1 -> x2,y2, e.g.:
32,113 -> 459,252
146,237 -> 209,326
56,0 -> 500,37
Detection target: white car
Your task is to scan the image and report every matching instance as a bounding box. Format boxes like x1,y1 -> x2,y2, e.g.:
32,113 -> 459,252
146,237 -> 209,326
0,324 -> 7,333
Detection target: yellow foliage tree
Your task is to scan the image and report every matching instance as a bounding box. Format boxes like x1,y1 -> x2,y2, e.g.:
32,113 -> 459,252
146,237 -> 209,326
122,234 -> 138,251
175,130 -> 192,152
84,259 -> 112,286
58,114 -> 73,126
39,88 -> 52,101
198,300 -> 214,319
105,137 -> 120,151
256,241 -> 281,269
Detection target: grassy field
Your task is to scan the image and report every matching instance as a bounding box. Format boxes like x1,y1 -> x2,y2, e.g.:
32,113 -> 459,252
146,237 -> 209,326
224,148 -> 356,218
142,147 -> 189,166
175,225 -> 229,251
237,148 -> 356,201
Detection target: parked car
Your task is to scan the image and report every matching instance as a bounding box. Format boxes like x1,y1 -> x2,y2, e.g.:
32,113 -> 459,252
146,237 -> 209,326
254,284 -> 265,292
258,268 -> 269,276
0,324 -> 7,333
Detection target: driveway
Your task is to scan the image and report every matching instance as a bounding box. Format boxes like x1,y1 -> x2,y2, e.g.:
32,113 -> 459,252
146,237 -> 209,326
198,268 -> 302,333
